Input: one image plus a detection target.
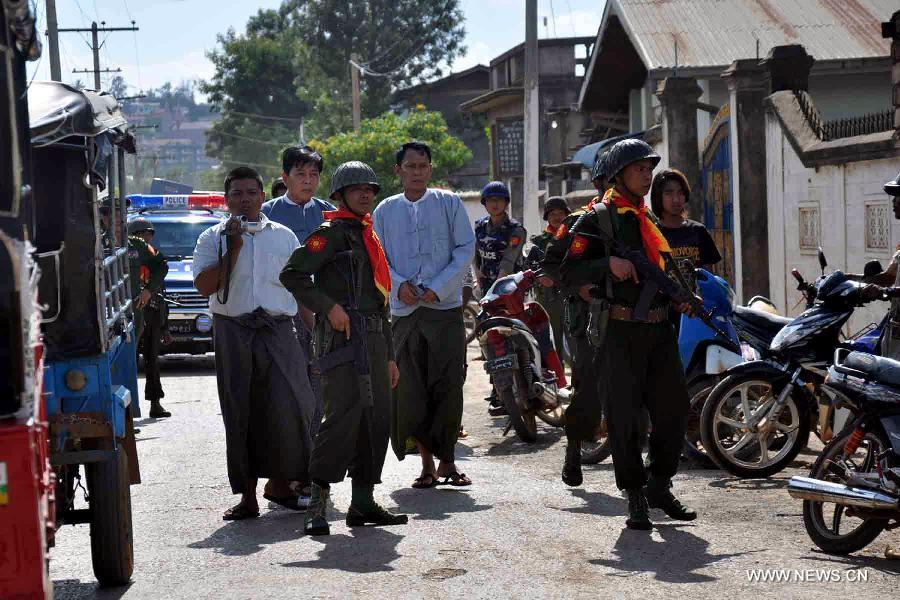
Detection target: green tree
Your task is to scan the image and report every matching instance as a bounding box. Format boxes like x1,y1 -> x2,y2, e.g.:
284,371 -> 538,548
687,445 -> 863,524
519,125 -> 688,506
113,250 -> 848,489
282,0 -> 467,121
200,0 -> 468,154
310,107 -> 471,201
200,20 -> 308,176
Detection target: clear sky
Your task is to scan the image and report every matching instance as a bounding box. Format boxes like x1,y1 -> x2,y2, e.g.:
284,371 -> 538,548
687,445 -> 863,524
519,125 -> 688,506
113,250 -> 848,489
28,0 -> 605,97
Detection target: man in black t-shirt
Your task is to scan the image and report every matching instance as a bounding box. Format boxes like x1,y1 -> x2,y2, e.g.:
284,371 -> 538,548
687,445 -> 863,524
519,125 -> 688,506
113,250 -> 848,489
650,168 -> 721,270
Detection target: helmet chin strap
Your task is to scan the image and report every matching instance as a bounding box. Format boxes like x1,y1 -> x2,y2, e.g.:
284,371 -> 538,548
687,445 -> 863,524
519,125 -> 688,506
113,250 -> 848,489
614,181 -> 644,205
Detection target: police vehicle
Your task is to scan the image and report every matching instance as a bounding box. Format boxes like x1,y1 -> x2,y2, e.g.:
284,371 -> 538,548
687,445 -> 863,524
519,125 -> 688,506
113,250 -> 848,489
127,194 -> 226,355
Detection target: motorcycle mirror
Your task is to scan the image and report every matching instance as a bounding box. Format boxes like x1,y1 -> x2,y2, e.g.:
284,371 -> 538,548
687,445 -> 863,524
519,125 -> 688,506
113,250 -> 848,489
817,247 -> 828,272
863,259 -> 885,278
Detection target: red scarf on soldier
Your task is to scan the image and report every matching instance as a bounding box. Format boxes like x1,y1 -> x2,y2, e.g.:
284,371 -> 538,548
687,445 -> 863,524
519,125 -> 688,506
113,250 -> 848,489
602,187 -> 671,269
323,207 -> 392,305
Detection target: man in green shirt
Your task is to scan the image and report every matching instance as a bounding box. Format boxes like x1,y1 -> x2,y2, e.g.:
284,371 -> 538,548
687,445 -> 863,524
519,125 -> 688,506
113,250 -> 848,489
532,196 -> 571,367
559,139 -> 696,530
280,161 -> 407,536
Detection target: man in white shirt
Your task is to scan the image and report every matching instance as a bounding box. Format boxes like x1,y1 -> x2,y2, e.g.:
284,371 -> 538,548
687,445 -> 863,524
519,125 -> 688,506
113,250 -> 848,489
193,166 -> 315,521
372,141 -> 476,489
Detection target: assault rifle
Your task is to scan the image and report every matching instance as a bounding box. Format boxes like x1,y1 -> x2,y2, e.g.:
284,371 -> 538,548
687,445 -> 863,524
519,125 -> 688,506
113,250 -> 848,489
315,250 -> 375,406
577,229 -> 731,340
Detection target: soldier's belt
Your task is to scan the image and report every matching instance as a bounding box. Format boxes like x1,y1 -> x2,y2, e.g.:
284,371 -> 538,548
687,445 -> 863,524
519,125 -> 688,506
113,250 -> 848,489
609,304 -> 668,323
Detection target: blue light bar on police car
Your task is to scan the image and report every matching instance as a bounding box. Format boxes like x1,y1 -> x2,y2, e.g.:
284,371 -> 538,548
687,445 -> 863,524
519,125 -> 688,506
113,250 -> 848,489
128,194 -> 226,211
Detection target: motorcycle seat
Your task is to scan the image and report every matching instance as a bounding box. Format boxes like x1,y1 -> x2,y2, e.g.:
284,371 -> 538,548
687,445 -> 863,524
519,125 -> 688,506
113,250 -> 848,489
733,306 -> 792,341
844,351 -> 900,389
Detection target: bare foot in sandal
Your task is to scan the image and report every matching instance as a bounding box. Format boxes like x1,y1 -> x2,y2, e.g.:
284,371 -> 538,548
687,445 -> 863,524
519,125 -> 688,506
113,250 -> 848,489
412,471 -> 438,489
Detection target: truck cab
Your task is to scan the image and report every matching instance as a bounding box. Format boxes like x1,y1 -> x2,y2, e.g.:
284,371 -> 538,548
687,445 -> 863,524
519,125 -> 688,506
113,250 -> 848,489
127,194 -> 225,355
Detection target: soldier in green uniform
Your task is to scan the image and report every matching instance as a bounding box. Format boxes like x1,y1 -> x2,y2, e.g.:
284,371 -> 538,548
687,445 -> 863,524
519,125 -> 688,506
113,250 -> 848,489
541,158 -> 607,489
559,139 -> 696,530
128,217 -> 172,418
280,161 -> 408,536
532,196 -> 571,368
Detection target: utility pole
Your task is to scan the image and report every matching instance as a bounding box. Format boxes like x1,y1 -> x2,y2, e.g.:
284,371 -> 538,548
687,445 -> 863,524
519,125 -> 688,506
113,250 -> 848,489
350,54 -> 362,130
523,0 -> 542,243
45,0 -> 61,81
58,21 -> 138,91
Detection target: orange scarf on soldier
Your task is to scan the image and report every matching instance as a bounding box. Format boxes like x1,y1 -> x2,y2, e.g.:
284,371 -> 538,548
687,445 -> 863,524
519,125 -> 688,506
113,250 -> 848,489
602,187 -> 671,269
323,208 -> 391,305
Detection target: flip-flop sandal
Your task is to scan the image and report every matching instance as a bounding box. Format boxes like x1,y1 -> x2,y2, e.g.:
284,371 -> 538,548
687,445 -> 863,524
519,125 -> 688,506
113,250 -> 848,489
263,493 -> 303,511
223,505 -> 260,521
437,472 -> 472,487
412,473 -> 438,489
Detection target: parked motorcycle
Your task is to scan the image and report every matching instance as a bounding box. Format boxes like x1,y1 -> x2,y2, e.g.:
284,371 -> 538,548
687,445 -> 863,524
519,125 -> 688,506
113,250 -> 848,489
788,349 -> 900,555
474,249 -> 570,443
700,250 -> 895,478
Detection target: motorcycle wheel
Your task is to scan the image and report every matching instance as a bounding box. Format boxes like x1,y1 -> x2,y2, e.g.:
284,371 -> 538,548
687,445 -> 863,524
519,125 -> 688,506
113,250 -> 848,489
682,380 -> 717,468
464,303 -> 479,345
581,410 -> 650,465
801,428 -> 890,555
581,417 -> 611,465
497,370 -> 538,443
535,401 -> 565,427
700,374 -> 811,478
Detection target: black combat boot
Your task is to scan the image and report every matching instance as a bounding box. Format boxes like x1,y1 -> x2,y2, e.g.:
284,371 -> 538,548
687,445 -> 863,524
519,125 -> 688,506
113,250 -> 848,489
561,441 -> 583,487
149,400 -> 171,418
625,488 -> 652,530
304,483 -> 331,536
346,482 -> 409,527
645,477 -> 697,521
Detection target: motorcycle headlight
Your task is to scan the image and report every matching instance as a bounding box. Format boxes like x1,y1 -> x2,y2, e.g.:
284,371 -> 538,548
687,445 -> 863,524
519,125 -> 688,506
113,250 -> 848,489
195,314 -> 213,333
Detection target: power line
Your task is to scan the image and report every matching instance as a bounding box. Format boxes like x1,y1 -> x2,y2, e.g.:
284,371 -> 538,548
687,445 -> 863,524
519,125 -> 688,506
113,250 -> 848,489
563,0 -> 577,37
228,110 -> 304,123
548,0 -> 558,37
213,130 -> 295,147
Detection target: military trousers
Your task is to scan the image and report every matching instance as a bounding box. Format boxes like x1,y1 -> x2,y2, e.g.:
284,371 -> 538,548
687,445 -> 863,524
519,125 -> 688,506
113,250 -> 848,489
599,319 -> 689,491
309,327 -> 392,486
536,287 -> 569,367
142,305 -> 164,403
563,332 -> 603,442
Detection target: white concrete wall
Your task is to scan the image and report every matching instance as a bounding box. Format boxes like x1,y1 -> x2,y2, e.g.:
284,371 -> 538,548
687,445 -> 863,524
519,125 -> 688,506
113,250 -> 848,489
766,112 -> 899,334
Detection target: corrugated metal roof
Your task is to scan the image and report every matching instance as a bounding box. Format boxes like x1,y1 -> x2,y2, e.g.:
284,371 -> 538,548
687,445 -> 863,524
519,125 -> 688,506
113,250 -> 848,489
615,0 -> 894,70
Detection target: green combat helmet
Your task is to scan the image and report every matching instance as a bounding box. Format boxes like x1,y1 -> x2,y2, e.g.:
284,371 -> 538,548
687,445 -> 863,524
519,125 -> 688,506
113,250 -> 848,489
330,161 -> 380,200
127,217 -> 154,236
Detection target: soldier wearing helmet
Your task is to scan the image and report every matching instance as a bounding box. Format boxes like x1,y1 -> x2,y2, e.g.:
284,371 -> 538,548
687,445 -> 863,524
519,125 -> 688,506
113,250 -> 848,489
281,160 -> 407,536
532,196 -> 572,368
473,181 -> 528,294
127,217 -> 172,418
555,138 -> 698,530
540,152 -> 610,490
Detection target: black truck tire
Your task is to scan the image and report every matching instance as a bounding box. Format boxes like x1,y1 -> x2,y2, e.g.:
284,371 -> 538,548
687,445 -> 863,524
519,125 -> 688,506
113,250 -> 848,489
87,446 -> 134,586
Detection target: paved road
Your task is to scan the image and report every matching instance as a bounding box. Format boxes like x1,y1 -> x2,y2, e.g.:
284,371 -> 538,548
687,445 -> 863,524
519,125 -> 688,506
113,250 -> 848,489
52,346 -> 900,599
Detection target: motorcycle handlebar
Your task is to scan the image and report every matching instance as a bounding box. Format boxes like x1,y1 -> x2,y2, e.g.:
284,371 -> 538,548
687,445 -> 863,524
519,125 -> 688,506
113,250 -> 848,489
791,268 -> 805,285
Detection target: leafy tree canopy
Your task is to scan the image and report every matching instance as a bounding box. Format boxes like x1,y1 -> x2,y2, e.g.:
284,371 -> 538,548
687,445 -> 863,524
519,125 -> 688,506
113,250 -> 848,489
310,107 -> 471,202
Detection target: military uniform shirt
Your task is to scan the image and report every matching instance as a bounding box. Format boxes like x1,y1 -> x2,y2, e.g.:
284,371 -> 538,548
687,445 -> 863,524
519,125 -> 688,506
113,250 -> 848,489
127,235 -> 168,298
280,217 -> 395,359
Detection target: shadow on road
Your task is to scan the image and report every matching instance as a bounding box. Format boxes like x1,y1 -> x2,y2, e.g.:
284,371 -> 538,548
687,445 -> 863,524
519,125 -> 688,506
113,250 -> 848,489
484,427 -> 564,457
282,528 -> 403,573
188,512 -> 305,556
52,579 -> 131,599
389,488 -> 492,521
707,477 -> 790,491
589,525 -> 754,583
559,488 -> 628,517
801,551 -> 900,576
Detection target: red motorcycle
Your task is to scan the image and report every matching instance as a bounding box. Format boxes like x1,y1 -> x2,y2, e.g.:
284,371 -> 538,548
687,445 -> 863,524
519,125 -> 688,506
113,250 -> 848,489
475,268 -> 571,443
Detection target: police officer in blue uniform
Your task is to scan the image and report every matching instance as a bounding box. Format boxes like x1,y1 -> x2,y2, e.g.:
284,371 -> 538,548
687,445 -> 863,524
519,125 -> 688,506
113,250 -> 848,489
474,181 -> 527,293
474,181 -> 527,415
